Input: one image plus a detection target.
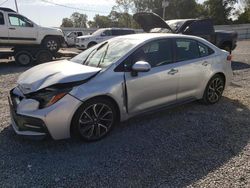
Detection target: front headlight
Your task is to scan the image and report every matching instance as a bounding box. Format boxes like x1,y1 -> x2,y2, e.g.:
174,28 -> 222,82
81,38 -> 85,42
29,87 -> 72,109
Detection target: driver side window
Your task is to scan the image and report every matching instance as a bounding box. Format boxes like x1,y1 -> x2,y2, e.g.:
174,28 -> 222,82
130,39 -> 173,68
8,14 -> 33,27
102,30 -> 111,36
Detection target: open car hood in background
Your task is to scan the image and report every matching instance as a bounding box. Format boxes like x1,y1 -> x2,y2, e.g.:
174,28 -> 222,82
133,12 -> 174,33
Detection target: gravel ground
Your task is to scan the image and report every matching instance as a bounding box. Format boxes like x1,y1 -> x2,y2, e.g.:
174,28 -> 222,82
0,42 -> 250,187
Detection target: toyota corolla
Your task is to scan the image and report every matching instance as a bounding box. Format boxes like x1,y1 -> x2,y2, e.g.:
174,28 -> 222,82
8,33 -> 233,141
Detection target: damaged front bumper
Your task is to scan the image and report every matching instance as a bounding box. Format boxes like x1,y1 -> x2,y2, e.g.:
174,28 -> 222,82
9,87 -> 82,140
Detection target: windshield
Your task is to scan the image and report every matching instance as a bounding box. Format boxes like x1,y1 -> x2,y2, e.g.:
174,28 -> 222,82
166,20 -> 186,32
70,38 -> 141,68
150,28 -> 172,33
91,29 -> 105,36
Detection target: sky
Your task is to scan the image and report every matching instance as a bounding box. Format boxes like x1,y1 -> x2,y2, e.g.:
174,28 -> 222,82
0,0 -> 238,27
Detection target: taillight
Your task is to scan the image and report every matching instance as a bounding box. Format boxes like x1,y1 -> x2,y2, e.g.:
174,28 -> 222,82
227,54 -> 232,61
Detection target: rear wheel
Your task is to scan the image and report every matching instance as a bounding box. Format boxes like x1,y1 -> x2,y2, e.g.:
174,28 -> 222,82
221,43 -> 232,53
36,50 -> 53,64
202,75 -> 225,105
72,98 -> 117,141
15,51 -> 33,66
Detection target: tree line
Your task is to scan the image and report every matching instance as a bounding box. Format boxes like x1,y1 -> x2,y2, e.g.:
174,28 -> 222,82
61,0 -> 250,28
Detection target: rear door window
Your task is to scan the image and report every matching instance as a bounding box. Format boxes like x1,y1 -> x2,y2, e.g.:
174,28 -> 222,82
198,42 -> 214,57
175,39 -> 200,62
0,12 -> 4,25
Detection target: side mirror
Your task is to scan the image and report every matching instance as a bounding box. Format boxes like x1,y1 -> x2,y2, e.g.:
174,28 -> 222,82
183,26 -> 191,34
132,61 -> 151,73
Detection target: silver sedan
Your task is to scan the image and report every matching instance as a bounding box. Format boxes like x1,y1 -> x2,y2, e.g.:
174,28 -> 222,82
9,33 -> 233,141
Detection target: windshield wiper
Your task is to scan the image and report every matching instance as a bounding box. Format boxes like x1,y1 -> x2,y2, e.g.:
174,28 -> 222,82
97,44 -> 109,68
83,42 -> 109,65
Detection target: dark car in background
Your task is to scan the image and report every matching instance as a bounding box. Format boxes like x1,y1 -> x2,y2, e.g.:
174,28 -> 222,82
134,12 -> 238,52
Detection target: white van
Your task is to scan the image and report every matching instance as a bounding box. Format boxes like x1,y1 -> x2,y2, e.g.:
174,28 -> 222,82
75,28 -> 135,50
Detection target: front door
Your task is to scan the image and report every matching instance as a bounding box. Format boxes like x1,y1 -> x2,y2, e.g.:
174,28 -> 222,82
125,39 -> 179,115
7,13 -> 37,45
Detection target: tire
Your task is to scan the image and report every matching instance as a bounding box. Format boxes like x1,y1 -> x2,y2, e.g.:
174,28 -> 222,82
43,37 -> 60,52
221,44 -> 232,53
71,98 -> 118,142
87,42 -> 97,48
36,50 -> 53,64
15,51 -> 33,66
202,75 -> 225,105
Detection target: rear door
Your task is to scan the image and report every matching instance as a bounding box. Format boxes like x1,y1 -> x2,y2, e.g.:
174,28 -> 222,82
173,38 -> 214,100
7,13 -> 38,44
125,39 -> 179,114
0,11 -> 9,44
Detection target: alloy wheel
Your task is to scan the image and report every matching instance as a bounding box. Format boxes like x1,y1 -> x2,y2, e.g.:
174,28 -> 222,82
207,77 -> 224,103
47,40 -> 58,51
78,103 -> 114,140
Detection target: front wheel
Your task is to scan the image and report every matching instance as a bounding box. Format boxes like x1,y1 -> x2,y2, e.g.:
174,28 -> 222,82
43,37 -> 60,52
72,98 -> 117,141
202,75 -> 225,105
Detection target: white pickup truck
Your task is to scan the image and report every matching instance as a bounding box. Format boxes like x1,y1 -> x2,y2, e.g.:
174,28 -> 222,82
0,7 -> 64,52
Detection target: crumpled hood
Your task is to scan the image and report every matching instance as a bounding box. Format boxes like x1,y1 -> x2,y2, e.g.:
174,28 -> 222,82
17,60 -> 101,94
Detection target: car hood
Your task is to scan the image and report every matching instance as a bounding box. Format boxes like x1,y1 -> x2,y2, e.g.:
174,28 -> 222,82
17,60 -> 101,94
77,35 -> 92,39
133,12 -> 174,33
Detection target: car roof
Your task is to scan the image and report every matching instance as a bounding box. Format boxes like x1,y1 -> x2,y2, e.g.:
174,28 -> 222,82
115,33 -> 219,50
116,33 -> 202,41
98,28 -> 135,30
0,7 -> 16,12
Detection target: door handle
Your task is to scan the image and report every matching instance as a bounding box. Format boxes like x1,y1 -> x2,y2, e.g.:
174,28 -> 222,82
168,69 -> 178,75
202,61 -> 209,66
9,27 -> 16,30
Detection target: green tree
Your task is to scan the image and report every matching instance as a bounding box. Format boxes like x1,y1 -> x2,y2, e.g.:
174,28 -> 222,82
203,0 -> 238,24
133,0 -> 204,20
112,0 -> 134,27
61,18 -> 74,27
70,12 -> 88,28
89,15 -> 112,28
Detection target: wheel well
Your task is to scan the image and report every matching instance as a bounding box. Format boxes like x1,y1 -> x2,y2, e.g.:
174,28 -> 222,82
42,35 -> 62,43
213,72 -> 226,84
88,41 -> 97,47
70,95 -> 121,137
221,41 -> 232,48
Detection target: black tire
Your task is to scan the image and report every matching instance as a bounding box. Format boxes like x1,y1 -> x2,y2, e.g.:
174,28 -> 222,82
15,51 -> 33,66
71,98 -> 118,142
202,75 -> 225,105
42,37 -> 60,52
36,50 -> 53,64
87,42 -> 97,48
221,44 -> 232,53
